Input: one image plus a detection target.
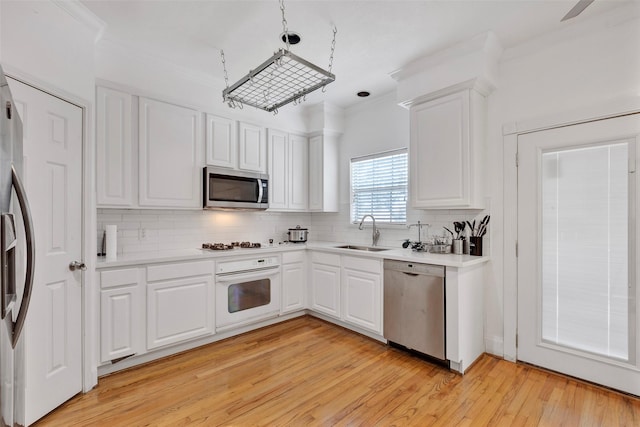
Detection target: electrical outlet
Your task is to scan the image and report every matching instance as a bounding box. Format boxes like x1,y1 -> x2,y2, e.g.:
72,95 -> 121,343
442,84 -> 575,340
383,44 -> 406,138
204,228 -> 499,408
139,228 -> 147,241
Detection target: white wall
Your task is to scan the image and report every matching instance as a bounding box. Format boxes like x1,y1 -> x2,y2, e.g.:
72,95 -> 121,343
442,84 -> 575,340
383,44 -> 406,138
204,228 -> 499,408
1,1 -> 97,101
484,11 -> 640,356
327,9 -> 639,359
97,209 -> 310,255
313,91 -> 489,249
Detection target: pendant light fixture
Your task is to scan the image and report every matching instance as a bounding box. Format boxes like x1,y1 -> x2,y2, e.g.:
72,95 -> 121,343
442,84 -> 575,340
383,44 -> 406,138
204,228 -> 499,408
220,0 -> 337,114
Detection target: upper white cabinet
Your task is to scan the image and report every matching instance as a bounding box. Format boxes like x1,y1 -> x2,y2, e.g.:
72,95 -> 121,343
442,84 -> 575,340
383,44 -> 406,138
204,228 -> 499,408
308,133 -> 339,212
138,97 -> 201,208
205,113 -> 236,169
268,129 -> 308,211
409,89 -> 485,209
96,87 -> 135,207
238,121 -> 267,172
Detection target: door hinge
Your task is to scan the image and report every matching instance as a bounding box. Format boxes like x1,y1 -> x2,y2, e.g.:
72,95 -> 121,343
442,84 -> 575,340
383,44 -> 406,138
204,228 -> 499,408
515,241 -> 518,257
516,333 -> 518,348
515,152 -> 519,167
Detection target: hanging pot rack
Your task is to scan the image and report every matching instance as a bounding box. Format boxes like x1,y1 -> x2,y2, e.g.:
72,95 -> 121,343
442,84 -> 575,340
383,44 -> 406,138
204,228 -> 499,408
220,0 -> 337,113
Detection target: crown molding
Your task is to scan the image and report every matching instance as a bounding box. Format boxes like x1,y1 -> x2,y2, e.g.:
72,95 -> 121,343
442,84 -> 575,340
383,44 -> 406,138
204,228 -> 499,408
51,0 -> 106,43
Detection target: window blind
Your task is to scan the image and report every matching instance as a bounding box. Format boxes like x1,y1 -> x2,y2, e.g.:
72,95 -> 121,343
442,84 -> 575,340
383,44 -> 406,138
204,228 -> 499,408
351,149 -> 407,224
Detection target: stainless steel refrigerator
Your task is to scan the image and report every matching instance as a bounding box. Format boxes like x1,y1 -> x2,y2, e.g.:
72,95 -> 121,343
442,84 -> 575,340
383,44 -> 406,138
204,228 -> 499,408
0,65 -> 35,427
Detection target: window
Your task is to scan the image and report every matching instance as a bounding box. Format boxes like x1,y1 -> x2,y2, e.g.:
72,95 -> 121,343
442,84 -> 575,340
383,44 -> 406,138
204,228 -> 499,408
350,149 -> 408,224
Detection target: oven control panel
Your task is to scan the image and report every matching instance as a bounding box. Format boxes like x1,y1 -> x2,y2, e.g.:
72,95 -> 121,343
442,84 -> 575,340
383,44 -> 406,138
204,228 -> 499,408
216,256 -> 280,275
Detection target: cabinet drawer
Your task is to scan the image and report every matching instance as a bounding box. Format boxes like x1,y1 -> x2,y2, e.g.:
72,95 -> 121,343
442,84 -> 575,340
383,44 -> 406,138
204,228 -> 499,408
282,250 -> 306,264
342,256 -> 381,274
100,268 -> 141,289
311,251 -> 340,266
147,260 -> 214,282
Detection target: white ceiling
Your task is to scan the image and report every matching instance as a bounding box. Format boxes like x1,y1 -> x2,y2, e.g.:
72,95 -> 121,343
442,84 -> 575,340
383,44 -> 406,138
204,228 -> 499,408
82,0 -> 630,109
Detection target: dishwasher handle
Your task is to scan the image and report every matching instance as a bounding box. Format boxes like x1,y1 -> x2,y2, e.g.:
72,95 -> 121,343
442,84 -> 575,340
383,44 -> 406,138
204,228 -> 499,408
383,259 -> 445,277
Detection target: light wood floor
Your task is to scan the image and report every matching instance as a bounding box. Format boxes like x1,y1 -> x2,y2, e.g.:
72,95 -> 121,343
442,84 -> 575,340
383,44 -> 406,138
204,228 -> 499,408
35,316 -> 639,426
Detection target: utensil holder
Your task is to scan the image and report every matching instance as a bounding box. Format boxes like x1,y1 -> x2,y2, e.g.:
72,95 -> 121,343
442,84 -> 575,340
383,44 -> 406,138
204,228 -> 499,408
469,236 -> 483,256
452,239 -> 463,255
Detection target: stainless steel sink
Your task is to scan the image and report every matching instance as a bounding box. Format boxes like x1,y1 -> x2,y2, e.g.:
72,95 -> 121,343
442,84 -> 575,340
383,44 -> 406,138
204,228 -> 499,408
335,245 -> 389,252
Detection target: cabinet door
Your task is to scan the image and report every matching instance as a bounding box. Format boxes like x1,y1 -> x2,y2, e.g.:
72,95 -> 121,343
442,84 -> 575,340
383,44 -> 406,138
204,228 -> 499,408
288,134 -> 309,211
282,261 -> 306,314
409,90 -> 470,208
342,267 -> 382,334
310,263 -> 341,318
100,268 -> 144,363
238,121 -> 266,172
308,134 -> 338,212
96,86 -> 134,206
308,136 -> 323,210
139,97 -> 201,207
205,114 -> 236,169
268,129 -> 289,209
147,275 -> 214,349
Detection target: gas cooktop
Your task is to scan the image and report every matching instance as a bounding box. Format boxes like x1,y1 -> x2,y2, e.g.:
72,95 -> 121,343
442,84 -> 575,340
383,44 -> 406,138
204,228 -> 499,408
201,242 -> 262,251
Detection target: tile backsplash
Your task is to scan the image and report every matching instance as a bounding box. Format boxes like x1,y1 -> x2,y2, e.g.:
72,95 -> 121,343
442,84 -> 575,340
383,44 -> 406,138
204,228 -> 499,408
97,205 -> 490,256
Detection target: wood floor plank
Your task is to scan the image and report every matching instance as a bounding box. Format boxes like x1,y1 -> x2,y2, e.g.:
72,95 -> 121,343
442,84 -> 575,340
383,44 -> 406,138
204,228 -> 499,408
34,316 -> 640,426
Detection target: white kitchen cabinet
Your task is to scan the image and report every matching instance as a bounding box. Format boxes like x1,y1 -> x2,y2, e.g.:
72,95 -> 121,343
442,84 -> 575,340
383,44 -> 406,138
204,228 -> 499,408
146,260 -> 215,350
238,121 -> 267,173
96,86 -> 135,207
409,89 -> 485,209
281,251 -> 307,314
309,252 -> 341,318
138,97 -> 201,208
100,267 -> 145,363
205,113 -> 236,169
268,129 -> 308,211
308,133 -> 339,212
341,256 -> 382,334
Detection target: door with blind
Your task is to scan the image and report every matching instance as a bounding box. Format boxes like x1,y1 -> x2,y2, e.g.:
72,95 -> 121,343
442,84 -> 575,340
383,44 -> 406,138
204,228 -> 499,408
517,114 -> 640,395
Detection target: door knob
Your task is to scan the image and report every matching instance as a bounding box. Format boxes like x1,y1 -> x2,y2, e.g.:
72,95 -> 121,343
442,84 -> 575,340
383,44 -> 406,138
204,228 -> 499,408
69,261 -> 86,272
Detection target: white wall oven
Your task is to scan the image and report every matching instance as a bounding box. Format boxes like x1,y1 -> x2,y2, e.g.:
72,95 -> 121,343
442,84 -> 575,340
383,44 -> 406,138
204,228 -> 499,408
215,256 -> 281,331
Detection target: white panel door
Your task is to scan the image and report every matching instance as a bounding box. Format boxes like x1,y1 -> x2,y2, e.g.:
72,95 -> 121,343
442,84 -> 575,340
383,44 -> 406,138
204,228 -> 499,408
138,97 -> 201,208
342,268 -> 381,334
310,263 -> 340,318
517,113 -> 640,396
9,78 -> 83,424
238,121 -> 266,172
96,86 -> 134,206
288,134 -> 308,211
282,262 -> 306,314
205,114 -> 236,169
147,275 -> 214,349
268,129 -> 288,210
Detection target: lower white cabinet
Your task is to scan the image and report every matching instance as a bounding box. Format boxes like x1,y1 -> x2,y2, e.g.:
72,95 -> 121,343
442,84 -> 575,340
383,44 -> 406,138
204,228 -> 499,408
341,256 -> 383,334
310,252 -> 341,318
281,251 -> 307,314
146,260 -> 215,350
100,268 -> 145,363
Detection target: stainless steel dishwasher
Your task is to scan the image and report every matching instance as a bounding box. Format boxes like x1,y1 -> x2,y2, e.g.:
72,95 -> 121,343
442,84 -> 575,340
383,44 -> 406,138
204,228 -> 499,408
383,259 -> 446,361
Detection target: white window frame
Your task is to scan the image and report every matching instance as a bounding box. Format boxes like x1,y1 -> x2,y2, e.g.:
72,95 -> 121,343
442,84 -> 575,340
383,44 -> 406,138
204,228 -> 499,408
350,148 -> 408,226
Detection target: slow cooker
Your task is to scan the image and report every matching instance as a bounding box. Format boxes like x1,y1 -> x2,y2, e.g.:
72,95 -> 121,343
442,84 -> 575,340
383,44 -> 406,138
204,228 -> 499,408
287,225 -> 308,243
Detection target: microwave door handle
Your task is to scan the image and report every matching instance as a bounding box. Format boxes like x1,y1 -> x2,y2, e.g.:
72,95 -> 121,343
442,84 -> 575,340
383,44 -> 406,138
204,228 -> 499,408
10,166 -> 35,349
257,179 -> 263,203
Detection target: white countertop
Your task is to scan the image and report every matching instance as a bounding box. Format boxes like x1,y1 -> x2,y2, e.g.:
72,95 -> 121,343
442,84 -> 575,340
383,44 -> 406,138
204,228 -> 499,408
96,241 -> 489,269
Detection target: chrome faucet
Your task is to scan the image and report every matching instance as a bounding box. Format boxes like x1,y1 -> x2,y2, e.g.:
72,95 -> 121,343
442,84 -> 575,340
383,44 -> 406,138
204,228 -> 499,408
359,215 -> 380,246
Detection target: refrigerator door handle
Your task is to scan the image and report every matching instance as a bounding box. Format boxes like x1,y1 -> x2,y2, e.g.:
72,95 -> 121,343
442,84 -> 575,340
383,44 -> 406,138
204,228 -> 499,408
10,165 -> 35,349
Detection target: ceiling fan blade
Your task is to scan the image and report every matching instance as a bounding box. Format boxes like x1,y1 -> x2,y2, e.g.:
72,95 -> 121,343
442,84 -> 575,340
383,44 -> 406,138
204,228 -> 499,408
561,0 -> 596,21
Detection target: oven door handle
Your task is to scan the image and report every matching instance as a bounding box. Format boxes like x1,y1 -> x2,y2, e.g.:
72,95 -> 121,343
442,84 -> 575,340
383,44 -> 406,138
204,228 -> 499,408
216,267 -> 280,284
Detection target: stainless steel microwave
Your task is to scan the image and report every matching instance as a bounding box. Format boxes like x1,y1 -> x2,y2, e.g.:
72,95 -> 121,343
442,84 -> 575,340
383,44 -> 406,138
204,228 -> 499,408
203,166 -> 269,210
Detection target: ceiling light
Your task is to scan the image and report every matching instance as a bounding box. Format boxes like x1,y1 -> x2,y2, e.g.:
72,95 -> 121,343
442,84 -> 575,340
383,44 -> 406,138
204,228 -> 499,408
220,0 -> 337,114
357,91 -> 370,97
281,32 -> 301,45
